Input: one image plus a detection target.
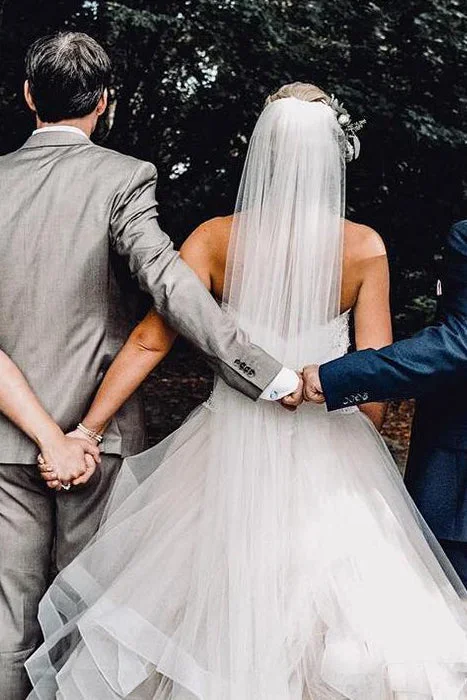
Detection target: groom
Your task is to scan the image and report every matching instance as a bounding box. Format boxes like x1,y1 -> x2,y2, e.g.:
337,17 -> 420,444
302,219 -> 467,587
0,32 -> 301,698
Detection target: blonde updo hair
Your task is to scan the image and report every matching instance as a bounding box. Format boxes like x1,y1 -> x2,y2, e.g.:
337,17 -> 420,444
265,81 -> 330,107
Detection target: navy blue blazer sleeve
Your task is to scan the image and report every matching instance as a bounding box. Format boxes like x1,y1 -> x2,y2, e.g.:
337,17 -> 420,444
320,220 -> 467,411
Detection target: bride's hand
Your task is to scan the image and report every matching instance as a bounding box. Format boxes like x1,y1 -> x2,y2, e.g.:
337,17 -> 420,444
65,429 -> 102,487
37,432 -> 101,491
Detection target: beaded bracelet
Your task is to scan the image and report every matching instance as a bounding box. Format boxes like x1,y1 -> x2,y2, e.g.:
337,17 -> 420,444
77,422 -> 104,444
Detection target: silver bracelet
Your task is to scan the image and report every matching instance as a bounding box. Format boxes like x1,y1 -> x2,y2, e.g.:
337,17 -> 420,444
77,422 -> 103,444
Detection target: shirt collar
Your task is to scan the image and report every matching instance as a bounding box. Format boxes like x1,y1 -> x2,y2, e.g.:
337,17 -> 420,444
32,125 -> 88,138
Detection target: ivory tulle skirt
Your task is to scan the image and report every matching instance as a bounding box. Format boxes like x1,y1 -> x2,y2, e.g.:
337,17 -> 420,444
26,381 -> 467,699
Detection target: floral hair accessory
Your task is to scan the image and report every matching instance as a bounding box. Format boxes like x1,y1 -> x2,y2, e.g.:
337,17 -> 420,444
327,95 -> 366,162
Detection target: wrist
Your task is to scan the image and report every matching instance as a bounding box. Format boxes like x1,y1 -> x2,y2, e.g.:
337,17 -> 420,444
80,415 -> 108,436
35,422 -> 65,452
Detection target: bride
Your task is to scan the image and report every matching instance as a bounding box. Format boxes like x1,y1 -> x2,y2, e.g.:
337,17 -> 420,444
27,83 -> 467,699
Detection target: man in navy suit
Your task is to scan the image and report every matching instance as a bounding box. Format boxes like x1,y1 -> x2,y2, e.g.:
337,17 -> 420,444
303,220 -> 467,586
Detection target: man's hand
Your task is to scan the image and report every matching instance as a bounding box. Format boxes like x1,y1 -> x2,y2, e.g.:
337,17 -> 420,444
302,364 -> 326,404
281,372 -> 304,411
37,434 -> 101,491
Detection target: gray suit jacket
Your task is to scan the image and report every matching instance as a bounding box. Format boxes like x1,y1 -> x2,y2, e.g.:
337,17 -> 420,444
0,129 -> 281,464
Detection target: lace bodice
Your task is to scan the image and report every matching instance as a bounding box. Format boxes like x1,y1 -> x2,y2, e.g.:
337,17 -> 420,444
205,311 -> 351,413
329,310 -> 351,361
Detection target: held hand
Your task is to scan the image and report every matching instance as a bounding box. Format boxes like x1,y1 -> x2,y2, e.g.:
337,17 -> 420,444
302,364 -> 326,404
37,434 -> 101,491
281,372 -> 304,411
66,429 -> 101,486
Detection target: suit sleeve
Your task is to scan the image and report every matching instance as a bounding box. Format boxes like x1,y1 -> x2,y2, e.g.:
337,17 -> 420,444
109,161 -> 282,400
320,317 -> 467,411
320,221 -> 467,411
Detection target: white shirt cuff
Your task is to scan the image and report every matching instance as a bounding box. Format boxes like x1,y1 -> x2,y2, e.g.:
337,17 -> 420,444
260,367 -> 299,401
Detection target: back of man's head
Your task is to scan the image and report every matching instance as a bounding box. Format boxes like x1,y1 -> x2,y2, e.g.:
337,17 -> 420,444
25,31 -> 111,123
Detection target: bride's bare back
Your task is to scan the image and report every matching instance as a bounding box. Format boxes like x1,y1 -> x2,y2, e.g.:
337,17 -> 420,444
181,214 -> 389,314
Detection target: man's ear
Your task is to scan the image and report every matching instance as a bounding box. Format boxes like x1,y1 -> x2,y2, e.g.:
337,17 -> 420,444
24,80 -> 36,112
96,88 -> 108,117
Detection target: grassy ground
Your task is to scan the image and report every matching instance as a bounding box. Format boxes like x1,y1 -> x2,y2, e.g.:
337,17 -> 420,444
142,339 -> 415,473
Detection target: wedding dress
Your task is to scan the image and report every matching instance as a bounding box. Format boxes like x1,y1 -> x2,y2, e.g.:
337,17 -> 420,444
27,97 -> 467,699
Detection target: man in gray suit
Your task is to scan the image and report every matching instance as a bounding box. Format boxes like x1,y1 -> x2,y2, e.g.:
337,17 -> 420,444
0,32 -> 301,697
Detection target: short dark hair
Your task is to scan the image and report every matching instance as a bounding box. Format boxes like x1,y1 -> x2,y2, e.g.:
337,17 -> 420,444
25,31 -> 111,122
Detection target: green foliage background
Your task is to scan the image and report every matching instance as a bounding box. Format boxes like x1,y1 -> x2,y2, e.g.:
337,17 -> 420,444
0,0 -> 466,337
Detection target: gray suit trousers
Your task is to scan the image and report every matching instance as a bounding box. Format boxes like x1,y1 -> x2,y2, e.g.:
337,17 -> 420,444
0,455 -> 122,699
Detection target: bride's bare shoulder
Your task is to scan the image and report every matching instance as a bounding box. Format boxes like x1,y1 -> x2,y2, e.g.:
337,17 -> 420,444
180,216 -> 233,296
343,220 -> 387,263
182,215 -> 233,260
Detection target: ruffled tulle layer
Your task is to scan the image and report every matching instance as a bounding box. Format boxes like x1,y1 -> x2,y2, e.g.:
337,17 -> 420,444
26,384 -> 467,699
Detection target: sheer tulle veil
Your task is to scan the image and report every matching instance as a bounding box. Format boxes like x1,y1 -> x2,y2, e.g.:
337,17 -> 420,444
223,96 -> 346,369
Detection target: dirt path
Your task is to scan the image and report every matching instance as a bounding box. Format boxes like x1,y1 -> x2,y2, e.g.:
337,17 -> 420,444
381,400 -> 415,472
